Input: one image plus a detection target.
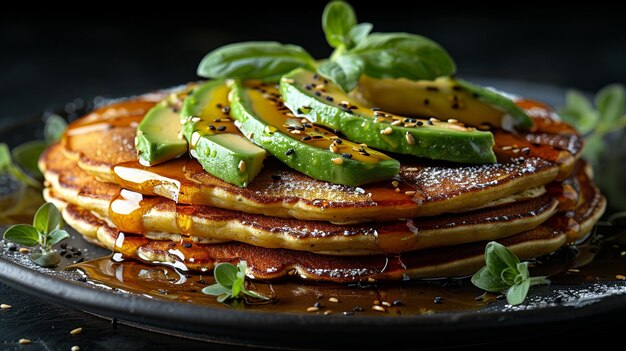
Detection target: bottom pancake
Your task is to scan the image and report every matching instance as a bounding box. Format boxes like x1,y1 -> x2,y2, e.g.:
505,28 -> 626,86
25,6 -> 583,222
54,183 -> 604,282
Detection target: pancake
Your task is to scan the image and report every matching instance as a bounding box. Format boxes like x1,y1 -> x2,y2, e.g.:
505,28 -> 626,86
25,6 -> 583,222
41,143 -> 560,255
54,183 -> 604,282
58,93 -> 580,223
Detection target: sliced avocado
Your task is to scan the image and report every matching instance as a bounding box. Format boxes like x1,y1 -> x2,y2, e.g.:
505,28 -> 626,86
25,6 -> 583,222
181,80 -> 267,187
136,96 -> 188,166
280,69 -> 497,164
230,81 -> 400,186
356,75 -> 533,130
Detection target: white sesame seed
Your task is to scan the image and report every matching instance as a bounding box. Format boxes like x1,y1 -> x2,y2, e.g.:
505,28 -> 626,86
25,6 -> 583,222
329,144 -> 339,153
19,248 -> 29,254
367,277 -> 376,283
315,84 -> 325,90
405,167 -> 418,172
405,132 -> 415,145
617,275 -> 626,280
70,327 -> 82,336
391,120 -> 402,126
238,160 -> 247,173
404,122 -> 416,127
447,118 -> 458,123
19,339 -> 31,345
568,269 -> 580,273
373,300 -> 380,305
328,297 -> 339,303
324,310 -> 333,315
371,305 -> 386,312
382,301 -> 392,307
381,127 -> 393,135
395,188 -> 400,192
0,304 -> 11,309
283,78 -> 295,84
190,116 -> 201,123
264,125 -> 277,134
405,191 -> 416,196
190,132 -> 201,147
332,157 -> 343,165
501,146 -> 513,151
72,346 -> 81,351
307,306 -> 320,312
430,117 -> 439,122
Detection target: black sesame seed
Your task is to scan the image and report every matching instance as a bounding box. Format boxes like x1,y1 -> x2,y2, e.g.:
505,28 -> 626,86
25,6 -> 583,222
392,300 -> 404,306
313,74 -> 319,80
76,276 -> 87,282
60,243 -> 68,249
60,250 -> 67,256
271,175 -> 282,181
221,106 -> 230,114
342,311 -> 355,316
360,151 -> 370,156
7,243 -> 17,251
209,125 -> 216,131
313,301 -> 324,308
433,296 -> 443,304
352,306 -> 365,312
342,153 -> 352,159
305,84 -> 313,90
214,118 -> 221,122
334,139 -> 343,144
313,135 -> 323,139
73,251 -> 82,256
65,254 -> 73,259
302,135 -> 312,141
314,91 -> 322,97
323,79 -> 329,84
216,103 -> 223,108
427,120 -> 433,126
451,103 -> 459,109
325,96 -> 334,102
424,99 -> 430,105
417,121 -> 424,126
183,243 -> 192,248
285,149 -> 295,156
303,123 -> 312,128
217,126 -> 226,131
197,279 -> 208,285
426,86 -> 439,92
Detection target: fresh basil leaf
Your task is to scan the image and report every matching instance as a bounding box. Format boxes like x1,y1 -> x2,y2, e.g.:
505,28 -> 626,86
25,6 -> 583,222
456,79 -> 533,130
516,261 -> 530,280
197,42 -> 316,81
202,284 -> 231,296
243,288 -> 271,301
12,140 -> 47,178
595,84 -> 625,124
33,202 -> 63,235
348,22 -> 373,47
214,262 -> 238,288
471,266 -> 510,293
500,267 -> 518,286
322,1 -> 357,48
3,224 -> 40,247
44,114 -> 68,143
506,278 -> 530,306
528,276 -> 550,286
558,90 -> 598,134
485,241 -> 520,277
46,229 -> 69,247
31,250 -> 61,268
0,143 -> 11,170
318,55 -> 364,92
352,32 -> 456,81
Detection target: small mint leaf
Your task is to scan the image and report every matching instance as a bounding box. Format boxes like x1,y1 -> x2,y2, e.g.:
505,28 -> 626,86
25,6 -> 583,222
506,279 -> 530,306
3,224 -> 40,247
471,266 -> 510,293
214,262 -> 238,289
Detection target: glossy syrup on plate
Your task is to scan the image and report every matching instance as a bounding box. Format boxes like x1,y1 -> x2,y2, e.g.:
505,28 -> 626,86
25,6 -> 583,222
69,222 -> 626,316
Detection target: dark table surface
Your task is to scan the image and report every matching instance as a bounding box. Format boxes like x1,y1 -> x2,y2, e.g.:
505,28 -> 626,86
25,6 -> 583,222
1,4 -> 625,350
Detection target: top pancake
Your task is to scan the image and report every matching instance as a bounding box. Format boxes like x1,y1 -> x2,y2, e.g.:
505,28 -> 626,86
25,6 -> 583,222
60,90 -> 582,224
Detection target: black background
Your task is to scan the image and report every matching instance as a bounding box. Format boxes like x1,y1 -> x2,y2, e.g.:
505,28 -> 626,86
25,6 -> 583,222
1,2 -> 625,122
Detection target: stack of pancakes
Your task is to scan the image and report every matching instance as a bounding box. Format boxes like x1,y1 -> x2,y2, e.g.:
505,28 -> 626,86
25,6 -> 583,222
40,90 -> 606,283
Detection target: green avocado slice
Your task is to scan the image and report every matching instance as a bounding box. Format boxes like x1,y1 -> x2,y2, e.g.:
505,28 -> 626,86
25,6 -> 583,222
136,96 -> 188,166
230,81 -> 400,186
181,80 -> 267,187
356,75 -> 534,130
280,68 -> 497,164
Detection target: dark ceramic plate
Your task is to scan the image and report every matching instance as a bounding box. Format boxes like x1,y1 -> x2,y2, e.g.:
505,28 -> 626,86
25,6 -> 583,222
1,80 -> 626,350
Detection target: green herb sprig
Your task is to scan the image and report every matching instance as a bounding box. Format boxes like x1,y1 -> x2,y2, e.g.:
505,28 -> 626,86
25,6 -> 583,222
558,84 -> 626,209
3,202 -> 69,267
202,261 -> 272,304
196,1 -> 455,92
472,241 -> 549,305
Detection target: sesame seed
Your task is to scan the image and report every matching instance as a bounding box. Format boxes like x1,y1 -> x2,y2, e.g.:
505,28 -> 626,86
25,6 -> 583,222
405,191 -> 416,196
238,160 -> 247,173
405,167 -> 418,172
391,120 -> 402,126
424,98 -> 430,105
367,277 -> 376,283
405,132 -> 415,145
391,180 -> 399,187
404,122 -> 416,128
329,144 -> 339,153
621,251 -> 626,257
381,301 -> 392,307
329,297 -> 339,303
372,305 -> 386,312
209,125 -> 216,131
190,116 -> 201,123
325,96 -> 334,102
302,135 -> 312,141
617,275 -> 626,280
341,153 -> 352,159
19,339 -> 31,345
221,106 -> 230,114
285,112 -> 295,118
392,300 -> 404,306
332,157 -> 343,165
19,248 -> 29,254
427,120 -> 433,125
70,327 -> 82,336
1,304 -> 11,309
395,188 -> 400,192
447,119 -> 458,123
429,117 -> 439,122
313,301 -> 324,308
501,145 -> 513,151
426,86 -> 439,92
434,296 -> 443,304
285,149 -> 295,156
343,311 -> 355,316
381,127 -> 393,135
417,121 -> 424,126
264,125 -> 277,134
190,132 -> 200,147
72,346 -> 81,351
314,91 -> 322,97
283,78 -> 295,84
315,84 -> 325,90
324,310 -> 333,315
306,306 -> 319,312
